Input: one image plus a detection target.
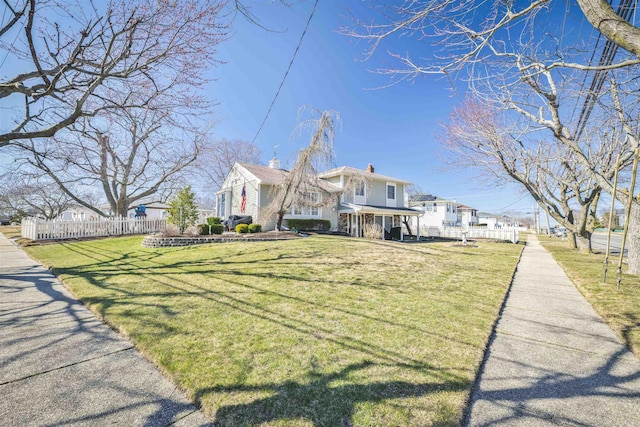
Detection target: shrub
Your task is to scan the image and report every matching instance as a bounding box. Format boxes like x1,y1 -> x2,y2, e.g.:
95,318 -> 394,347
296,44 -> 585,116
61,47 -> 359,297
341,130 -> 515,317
185,225 -> 201,236
211,224 -> 224,234
236,224 -> 249,233
207,217 -> 222,225
363,223 -> 383,240
198,224 -> 211,235
248,223 -> 262,233
160,224 -> 181,237
286,219 -> 330,232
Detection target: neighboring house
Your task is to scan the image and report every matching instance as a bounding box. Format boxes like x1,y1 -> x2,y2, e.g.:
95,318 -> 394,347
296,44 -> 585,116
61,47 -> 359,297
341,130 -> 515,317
477,212 -> 505,229
58,201 -> 215,224
457,204 -> 479,227
57,206 -> 100,221
112,201 -> 215,224
409,196 -> 459,228
100,201 -> 170,220
217,160 -> 422,237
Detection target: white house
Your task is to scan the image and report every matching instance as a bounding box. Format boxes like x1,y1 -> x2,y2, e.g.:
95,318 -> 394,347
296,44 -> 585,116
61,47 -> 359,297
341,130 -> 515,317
57,201 -> 215,224
409,197 -> 458,229
477,212 -> 506,229
217,160 -> 421,238
457,204 -> 479,227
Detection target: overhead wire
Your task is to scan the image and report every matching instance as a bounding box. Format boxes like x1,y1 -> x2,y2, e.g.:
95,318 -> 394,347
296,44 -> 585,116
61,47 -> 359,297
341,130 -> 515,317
573,0 -> 636,142
251,0 -> 319,144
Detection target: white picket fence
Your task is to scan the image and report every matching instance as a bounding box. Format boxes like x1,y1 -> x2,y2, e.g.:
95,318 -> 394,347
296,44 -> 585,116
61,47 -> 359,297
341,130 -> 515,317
21,217 -> 167,241
420,225 -> 520,243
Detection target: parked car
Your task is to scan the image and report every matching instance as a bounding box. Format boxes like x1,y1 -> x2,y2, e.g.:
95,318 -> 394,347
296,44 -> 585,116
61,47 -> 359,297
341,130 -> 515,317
556,227 -> 567,237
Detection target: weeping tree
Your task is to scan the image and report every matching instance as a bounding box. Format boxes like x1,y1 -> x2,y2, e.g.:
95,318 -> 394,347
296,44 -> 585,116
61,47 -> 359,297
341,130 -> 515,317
266,110 -> 341,231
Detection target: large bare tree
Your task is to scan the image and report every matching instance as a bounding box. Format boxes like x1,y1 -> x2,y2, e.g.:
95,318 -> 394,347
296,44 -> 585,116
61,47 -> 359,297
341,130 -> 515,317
23,105 -> 204,217
439,97 -> 615,251
195,139 -> 263,189
0,0 -> 227,147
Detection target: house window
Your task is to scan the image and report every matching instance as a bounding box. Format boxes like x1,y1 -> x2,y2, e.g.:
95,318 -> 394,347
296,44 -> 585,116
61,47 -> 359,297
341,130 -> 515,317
218,193 -> 225,218
387,184 -> 395,200
355,182 -> 365,197
291,192 -> 321,216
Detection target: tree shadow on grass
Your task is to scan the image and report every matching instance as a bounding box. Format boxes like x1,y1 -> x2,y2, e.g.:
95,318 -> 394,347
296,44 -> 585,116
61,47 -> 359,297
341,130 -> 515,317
200,361 -> 468,427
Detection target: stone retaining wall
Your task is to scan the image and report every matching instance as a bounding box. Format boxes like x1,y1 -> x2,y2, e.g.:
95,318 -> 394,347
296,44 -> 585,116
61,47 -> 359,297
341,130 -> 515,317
142,235 -> 293,248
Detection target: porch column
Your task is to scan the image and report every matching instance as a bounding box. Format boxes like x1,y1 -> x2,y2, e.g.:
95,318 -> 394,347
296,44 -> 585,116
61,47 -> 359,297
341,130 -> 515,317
400,216 -> 403,241
417,216 -> 421,240
381,215 -> 385,240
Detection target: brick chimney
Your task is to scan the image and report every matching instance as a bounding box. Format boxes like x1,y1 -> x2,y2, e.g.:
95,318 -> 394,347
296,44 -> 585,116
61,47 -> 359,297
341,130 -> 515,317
366,163 -> 374,173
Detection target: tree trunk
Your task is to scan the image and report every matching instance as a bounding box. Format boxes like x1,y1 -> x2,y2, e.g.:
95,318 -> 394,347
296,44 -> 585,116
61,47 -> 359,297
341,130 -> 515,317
626,203 -> 640,274
402,216 -> 413,236
276,211 -> 285,231
576,232 -> 592,253
578,0 -> 640,57
566,230 -> 578,249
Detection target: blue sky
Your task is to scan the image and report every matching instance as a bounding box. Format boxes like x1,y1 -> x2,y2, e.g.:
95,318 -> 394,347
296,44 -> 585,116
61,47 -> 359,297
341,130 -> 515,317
207,1 -> 538,215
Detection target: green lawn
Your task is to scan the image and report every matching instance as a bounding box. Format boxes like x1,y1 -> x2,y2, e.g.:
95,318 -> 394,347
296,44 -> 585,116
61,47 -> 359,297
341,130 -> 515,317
26,235 -> 523,426
538,234 -> 640,358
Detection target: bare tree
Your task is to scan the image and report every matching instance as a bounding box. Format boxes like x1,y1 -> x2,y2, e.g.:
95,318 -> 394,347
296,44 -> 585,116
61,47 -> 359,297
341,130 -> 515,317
266,109 -> 341,230
0,178 -> 77,220
343,1 -> 640,77
0,0 -> 227,147
440,97 -> 616,251
25,105 -> 204,217
195,139 -> 263,189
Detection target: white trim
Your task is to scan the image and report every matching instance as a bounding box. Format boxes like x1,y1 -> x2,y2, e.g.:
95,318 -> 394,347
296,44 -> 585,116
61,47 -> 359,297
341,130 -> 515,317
386,182 -> 396,207
354,181 -> 366,205
256,183 -> 261,222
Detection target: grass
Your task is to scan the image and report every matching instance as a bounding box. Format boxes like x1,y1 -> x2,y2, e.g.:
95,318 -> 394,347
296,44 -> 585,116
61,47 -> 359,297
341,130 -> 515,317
0,225 -> 21,239
25,235 -> 523,426
538,234 -> 640,357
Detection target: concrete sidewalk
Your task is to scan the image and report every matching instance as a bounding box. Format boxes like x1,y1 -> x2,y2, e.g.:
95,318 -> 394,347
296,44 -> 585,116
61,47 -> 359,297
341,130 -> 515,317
0,233 -> 213,426
467,234 -> 640,426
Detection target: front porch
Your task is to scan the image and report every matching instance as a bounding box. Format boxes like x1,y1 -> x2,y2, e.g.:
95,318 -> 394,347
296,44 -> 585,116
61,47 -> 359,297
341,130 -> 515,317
338,204 -> 422,241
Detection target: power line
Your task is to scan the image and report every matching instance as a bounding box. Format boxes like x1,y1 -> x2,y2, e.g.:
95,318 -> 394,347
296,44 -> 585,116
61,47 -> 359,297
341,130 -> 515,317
251,0 -> 319,144
573,0 -> 636,142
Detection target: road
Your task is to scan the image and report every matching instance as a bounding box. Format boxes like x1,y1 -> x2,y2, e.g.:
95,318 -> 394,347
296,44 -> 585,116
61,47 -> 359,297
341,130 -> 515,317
591,232 -> 626,255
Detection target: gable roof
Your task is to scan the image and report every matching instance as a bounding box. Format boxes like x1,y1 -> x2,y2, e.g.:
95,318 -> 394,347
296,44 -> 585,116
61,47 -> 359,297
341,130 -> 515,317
317,166 -> 412,185
236,163 -> 341,193
238,163 -> 289,185
411,194 -> 437,202
477,212 -> 501,218
457,204 -> 476,211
